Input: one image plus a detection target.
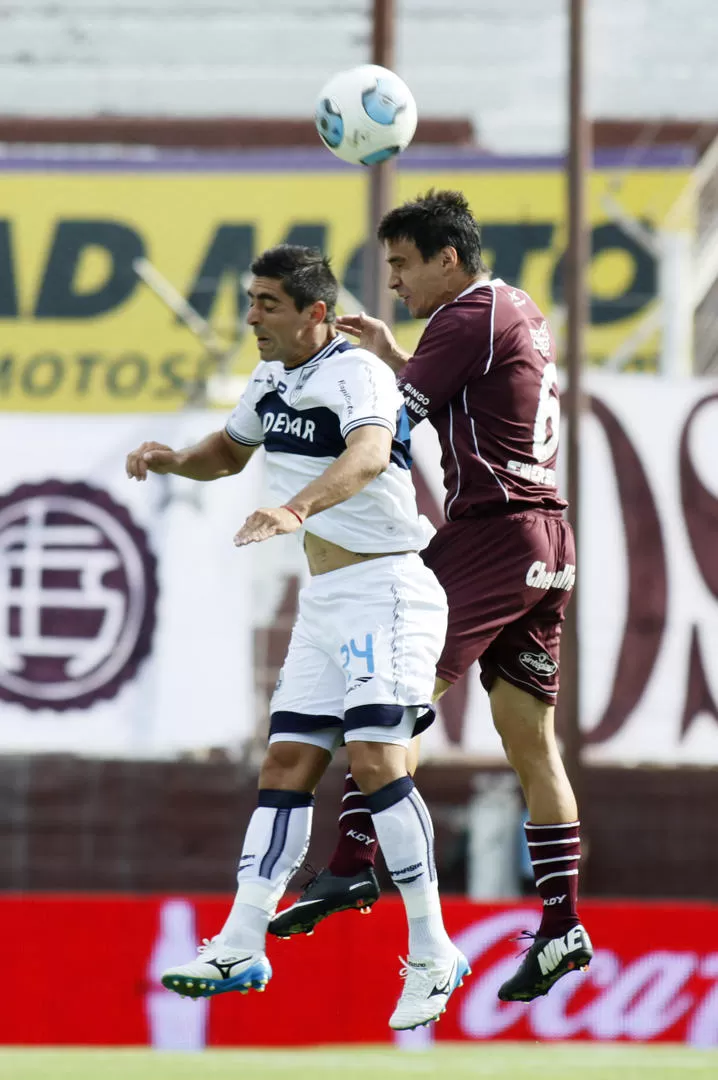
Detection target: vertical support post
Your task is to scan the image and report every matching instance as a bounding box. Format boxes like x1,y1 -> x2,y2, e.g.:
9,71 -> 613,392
560,0 -> 590,800
362,0 -> 396,326
659,229 -> 694,375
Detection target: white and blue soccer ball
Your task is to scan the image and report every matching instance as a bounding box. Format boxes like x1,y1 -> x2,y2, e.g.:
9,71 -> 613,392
314,64 -> 418,166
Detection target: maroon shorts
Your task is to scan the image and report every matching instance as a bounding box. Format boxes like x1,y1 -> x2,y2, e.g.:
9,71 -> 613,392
421,510 -> 575,705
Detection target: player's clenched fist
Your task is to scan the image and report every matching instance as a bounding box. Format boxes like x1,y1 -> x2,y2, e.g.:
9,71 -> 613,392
126,441 -> 179,481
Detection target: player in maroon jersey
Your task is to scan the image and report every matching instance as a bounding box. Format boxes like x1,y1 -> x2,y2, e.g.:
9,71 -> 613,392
268,190 -> 592,1002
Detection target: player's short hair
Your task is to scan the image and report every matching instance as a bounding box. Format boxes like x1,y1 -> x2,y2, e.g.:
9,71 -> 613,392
378,189 -> 488,275
251,244 -> 338,323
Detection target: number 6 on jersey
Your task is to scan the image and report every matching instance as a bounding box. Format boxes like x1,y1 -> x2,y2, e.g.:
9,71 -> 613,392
533,361 -> 560,464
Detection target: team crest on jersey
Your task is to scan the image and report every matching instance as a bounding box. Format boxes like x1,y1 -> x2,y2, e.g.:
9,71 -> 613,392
289,363 -> 319,405
530,320 -> 552,359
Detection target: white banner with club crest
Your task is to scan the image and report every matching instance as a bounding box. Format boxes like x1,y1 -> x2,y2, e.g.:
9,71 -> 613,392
0,373 -> 717,763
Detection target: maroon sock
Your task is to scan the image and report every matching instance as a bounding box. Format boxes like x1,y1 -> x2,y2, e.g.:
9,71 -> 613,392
327,772 -> 379,877
526,820 -> 582,938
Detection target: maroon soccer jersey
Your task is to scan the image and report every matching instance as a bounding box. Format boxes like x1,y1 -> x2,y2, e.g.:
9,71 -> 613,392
399,278 -> 567,519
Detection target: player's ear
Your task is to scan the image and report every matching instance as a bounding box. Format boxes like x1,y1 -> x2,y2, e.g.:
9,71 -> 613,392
440,246 -> 460,271
309,299 -> 328,325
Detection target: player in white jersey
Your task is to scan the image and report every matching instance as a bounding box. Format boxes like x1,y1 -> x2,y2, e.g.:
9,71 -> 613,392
125,245 -> 469,1030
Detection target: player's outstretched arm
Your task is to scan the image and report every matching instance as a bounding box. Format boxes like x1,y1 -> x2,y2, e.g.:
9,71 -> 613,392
234,425 -> 391,546
126,430 -> 257,482
335,312 -> 411,374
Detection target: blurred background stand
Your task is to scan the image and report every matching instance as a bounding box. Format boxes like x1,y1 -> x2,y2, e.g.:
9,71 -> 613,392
466,772 -> 524,900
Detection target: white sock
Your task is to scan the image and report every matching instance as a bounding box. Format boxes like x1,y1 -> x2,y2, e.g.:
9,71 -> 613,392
367,776 -> 454,960
217,790 -> 313,952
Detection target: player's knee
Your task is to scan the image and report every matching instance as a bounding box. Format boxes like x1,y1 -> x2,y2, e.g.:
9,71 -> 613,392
347,752 -> 386,794
259,743 -> 298,789
347,741 -> 408,795
259,741 -> 327,792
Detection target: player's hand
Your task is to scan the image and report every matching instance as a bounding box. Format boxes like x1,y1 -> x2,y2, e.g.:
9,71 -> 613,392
234,506 -> 303,546
126,441 -> 180,481
335,312 -> 397,359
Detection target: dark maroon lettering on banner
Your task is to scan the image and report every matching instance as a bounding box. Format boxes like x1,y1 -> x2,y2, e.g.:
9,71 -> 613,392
582,396 -> 667,745
680,626 -> 718,738
678,392 -> 718,739
679,392 -> 718,600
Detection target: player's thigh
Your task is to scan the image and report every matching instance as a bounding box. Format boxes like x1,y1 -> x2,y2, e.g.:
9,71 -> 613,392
426,512 -> 574,686
433,677 -> 452,701
488,675 -> 556,753
407,734 -> 421,775
268,617 -> 346,758
337,554 -> 447,744
479,587 -> 571,709
423,517 -> 536,683
478,515 -> 575,706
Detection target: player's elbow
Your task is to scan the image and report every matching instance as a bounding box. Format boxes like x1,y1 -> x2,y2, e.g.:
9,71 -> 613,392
345,427 -> 392,480
218,433 -> 251,477
359,446 -> 390,481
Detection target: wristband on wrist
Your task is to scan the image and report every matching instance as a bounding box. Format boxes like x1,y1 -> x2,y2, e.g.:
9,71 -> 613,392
281,505 -> 305,526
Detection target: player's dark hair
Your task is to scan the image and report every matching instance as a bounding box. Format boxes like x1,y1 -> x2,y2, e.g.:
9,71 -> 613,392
378,189 -> 488,275
251,244 -> 338,323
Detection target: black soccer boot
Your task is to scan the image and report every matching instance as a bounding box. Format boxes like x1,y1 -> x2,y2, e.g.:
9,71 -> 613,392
268,866 -> 381,938
497,924 -> 593,1002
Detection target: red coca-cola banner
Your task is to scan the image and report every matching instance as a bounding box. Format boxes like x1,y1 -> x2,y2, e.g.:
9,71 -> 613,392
5,894 -> 718,1048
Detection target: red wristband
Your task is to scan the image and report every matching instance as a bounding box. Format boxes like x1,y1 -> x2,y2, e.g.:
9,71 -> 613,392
282,505 -> 305,526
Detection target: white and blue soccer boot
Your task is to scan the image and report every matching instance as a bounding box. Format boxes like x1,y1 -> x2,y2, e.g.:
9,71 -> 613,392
389,945 -> 471,1030
161,938 -> 272,999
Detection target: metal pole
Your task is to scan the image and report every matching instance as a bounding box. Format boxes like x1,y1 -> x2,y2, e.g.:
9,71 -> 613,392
362,0 -> 396,326
560,0 -> 590,799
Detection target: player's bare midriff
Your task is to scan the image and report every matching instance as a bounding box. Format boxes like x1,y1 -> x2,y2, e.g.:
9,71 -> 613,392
303,530 -> 411,576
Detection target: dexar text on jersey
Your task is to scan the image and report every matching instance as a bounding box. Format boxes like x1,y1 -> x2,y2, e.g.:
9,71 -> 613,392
261,411 -> 317,442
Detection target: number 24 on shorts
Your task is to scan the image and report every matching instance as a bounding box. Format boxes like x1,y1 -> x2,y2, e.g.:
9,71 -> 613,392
340,634 -> 375,676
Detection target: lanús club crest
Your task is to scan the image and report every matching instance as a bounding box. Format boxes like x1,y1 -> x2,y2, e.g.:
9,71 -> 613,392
0,480 -> 158,711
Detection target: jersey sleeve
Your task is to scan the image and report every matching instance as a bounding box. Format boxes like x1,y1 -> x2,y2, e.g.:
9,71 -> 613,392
335,353 -> 400,440
225,365 -> 266,446
398,304 -> 488,424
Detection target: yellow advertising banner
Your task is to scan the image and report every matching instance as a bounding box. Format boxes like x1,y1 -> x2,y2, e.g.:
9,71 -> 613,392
0,156 -> 691,412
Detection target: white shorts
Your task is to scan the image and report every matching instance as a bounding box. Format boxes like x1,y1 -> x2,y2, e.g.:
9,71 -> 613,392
269,553 -> 448,752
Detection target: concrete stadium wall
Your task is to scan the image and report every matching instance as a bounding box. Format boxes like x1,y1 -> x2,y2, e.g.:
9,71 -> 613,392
2,0 -> 718,153
1,754 -> 717,900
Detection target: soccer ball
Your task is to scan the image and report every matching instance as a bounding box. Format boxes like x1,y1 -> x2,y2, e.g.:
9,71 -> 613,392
314,64 -> 418,166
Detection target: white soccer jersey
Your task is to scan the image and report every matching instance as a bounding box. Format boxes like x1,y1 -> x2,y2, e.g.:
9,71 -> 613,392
225,335 -> 429,553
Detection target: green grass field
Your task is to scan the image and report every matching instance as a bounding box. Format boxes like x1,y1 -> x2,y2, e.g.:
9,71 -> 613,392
2,1045 -> 718,1080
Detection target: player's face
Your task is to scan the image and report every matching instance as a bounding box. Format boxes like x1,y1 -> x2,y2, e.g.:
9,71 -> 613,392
246,276 -> 321,366
385,239 -> 452,319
